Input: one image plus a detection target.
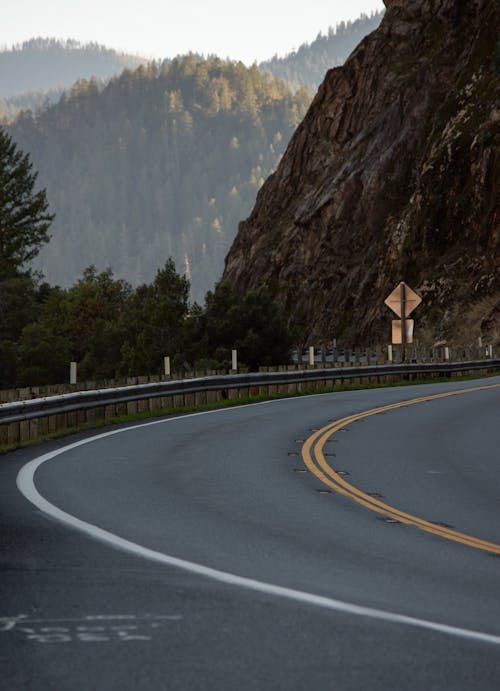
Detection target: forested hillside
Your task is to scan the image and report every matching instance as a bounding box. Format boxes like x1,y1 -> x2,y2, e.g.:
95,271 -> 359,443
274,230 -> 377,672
259,11 -> 383,91
0,87 -> 69,123
8,57 -> 310,300
0,122 -> 294,389
0,38 -> 147,100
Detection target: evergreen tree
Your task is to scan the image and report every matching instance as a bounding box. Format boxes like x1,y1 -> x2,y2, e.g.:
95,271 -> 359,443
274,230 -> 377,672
119,259 -> 190,375
195,284 -> 295,369
66,266 -> 132,379
17,286 -> 71,385
0,274 -> 40,386
0,127 -> 53,385
0,126 -> 53,279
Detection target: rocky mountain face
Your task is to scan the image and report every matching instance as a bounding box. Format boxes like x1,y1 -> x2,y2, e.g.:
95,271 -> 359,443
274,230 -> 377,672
223,0 -> 500,347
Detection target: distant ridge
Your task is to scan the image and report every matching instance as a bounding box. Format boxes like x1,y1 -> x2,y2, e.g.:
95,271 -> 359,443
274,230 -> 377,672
1,16 -> 384,118
259,11 -> 384,91
0,37 -> 147,101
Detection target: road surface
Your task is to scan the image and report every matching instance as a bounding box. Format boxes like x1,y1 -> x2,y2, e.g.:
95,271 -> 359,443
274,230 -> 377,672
1,376 -> 500,690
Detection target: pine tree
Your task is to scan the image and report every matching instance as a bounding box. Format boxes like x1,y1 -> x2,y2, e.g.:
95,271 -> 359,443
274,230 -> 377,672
0,126 -> 54,279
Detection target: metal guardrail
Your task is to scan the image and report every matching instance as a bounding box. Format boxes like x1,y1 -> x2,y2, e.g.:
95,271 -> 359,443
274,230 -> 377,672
1,360 -> 499,427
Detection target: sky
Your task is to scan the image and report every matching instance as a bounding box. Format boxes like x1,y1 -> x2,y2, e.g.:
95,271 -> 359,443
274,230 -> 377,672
2,0 -> 385,64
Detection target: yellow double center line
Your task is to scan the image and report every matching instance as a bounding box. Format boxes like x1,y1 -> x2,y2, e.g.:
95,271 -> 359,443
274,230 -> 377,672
301,383 -> 500,555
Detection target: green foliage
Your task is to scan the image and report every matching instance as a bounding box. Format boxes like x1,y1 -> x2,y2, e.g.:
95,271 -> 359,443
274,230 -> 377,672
17,288 -> 71,385
0,340 -> 18,388
1,258 -> 294,387
0,273 -> 39,340
15,268 -> 131,384
0,126 -> 53,279
0,275 -> 50,386
7,56 -> 310,301
193,284 -> 295,369
118,259 -> 190,376
66,268 -> 130,379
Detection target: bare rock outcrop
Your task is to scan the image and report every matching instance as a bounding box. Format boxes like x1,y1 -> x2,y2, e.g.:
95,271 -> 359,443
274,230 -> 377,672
223,0 -> 500,344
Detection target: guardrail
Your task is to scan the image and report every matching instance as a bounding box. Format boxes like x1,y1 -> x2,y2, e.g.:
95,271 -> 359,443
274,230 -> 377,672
1,359 -> 499,446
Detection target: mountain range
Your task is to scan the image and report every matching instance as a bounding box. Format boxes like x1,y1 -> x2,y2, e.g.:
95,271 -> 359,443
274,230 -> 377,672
0,37 -> 147,101
3,13 -> 382,301
7,57 -> 310,301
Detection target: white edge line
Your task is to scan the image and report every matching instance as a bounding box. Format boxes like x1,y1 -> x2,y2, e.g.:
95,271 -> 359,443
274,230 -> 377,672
15,398 -> 500,648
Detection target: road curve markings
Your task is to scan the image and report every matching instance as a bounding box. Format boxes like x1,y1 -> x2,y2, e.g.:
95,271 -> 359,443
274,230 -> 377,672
15,390 -> 500,646
302,383 -> 500,555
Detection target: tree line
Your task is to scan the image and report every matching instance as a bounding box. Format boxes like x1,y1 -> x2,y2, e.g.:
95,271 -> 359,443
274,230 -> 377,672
6,55 -> 311,302
1,16 -> 383,120
1,261 -> 294,389
259,11 -> 384,91
0,37 -> 147,101
0,126 -> 294,389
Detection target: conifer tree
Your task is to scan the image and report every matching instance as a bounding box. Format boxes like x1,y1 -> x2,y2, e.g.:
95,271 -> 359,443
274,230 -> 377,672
0,126 -> 53,279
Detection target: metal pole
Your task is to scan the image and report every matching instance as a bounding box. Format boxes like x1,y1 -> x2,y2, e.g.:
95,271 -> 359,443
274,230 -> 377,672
400,282 -> 407,363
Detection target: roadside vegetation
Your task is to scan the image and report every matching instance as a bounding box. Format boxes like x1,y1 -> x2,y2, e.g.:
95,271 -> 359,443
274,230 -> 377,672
0,125 -> 295,390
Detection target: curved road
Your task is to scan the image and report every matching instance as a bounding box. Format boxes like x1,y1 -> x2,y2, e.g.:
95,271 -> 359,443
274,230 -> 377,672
1,376 -> 500,689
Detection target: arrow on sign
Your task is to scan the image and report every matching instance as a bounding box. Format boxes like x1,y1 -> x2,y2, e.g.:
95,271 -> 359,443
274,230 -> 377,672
384,282 -> 422,319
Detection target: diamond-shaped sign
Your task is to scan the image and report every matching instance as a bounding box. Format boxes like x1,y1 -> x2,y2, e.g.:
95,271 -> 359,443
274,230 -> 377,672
384,282 -> 422,319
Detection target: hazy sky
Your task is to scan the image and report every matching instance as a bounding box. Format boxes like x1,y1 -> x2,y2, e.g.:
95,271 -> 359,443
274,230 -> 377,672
2,0 -> 385,64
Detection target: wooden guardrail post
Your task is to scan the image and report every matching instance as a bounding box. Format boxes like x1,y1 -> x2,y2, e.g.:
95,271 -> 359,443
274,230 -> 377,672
1,361 -> 499,447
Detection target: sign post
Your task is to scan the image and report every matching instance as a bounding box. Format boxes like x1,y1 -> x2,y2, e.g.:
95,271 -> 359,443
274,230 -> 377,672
401,282 -> 407,362
384,282 -> 422,362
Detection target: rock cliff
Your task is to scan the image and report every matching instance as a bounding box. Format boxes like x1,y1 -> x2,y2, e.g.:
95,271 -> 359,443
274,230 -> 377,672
223,0 -> 500,346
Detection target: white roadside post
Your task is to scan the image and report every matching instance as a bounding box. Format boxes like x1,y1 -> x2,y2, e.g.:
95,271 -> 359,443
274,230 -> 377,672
387,345 -> 393,362
309,346 -> 315,367
444,346 -> 450,361
488,344 -> 493,358
231,349 -> 238,372
70,361 -> 77,385
164,356 -> 171,377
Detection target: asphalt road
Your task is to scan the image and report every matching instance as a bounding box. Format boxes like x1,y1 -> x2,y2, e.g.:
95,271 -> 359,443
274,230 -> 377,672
1,376 -> 500,690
